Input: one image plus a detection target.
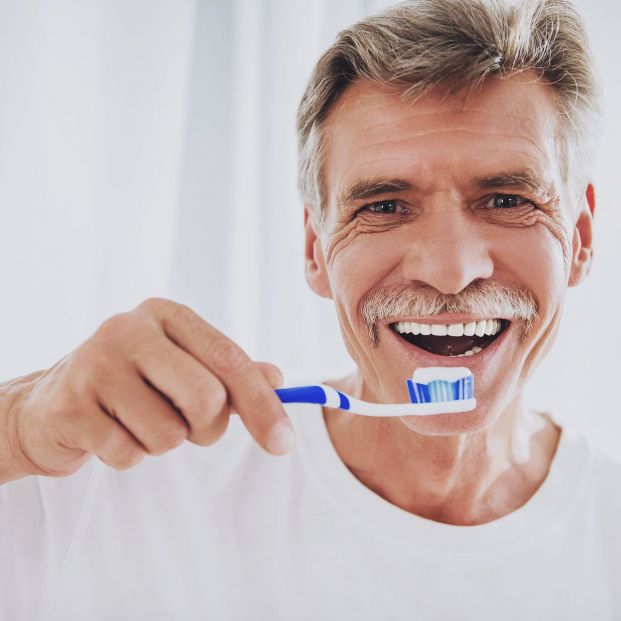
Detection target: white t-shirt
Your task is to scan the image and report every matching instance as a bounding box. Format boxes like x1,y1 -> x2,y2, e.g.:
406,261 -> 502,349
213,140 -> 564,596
1,403 -> 620,620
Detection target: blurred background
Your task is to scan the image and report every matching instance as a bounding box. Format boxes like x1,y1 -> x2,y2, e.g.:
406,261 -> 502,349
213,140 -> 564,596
0,0 -> 619,457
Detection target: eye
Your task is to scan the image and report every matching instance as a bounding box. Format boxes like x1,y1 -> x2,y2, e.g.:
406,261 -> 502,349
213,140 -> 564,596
359,199 -> 410,215
485,194 -> 534,209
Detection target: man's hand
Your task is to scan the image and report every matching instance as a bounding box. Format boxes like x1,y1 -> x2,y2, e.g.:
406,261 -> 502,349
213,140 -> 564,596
0,298 -> 294,483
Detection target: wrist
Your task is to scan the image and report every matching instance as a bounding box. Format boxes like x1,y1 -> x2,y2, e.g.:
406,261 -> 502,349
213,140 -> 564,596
0,371 -> 44,484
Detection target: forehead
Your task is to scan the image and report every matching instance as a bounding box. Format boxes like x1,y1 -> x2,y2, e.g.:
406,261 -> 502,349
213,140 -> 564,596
321,74 -> 561,203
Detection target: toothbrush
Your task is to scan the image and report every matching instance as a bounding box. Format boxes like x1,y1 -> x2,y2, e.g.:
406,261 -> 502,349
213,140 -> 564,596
275,367 -> 475,417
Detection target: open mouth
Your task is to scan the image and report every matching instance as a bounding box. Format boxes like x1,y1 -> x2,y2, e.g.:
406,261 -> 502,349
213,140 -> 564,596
389,318 -> 509,357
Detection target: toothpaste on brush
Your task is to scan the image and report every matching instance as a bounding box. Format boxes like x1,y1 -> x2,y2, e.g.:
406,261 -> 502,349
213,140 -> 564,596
275,367 -> 475,417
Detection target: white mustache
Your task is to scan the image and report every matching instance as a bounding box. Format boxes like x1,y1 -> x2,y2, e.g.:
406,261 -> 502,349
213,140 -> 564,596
359,281 -> 538,346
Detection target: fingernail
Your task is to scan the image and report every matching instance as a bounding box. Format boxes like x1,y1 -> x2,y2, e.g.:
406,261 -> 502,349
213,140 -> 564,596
267,420 -> 295,455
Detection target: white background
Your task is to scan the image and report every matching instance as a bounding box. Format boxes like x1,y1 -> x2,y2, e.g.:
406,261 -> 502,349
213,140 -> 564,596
0,0 -> 619,457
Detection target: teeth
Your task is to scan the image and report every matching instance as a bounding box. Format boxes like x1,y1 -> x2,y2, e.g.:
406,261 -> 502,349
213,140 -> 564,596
455,346 -> 483,358
447,323 -> 464,337
395,319 -> 504,337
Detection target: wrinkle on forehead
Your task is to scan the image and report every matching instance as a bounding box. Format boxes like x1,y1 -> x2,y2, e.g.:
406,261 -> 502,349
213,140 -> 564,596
356,110 -> 549,145
351,127 -> 552,156
337,130 -> 555,193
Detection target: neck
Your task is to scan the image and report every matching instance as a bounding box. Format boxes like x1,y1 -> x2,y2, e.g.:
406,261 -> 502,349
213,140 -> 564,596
322,374 -> 561,526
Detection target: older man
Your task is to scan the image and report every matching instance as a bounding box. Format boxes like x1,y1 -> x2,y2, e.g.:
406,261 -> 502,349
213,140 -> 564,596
1,0 -> 619,619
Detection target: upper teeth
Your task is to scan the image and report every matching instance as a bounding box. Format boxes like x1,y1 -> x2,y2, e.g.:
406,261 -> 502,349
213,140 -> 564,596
394,319 -> 503,337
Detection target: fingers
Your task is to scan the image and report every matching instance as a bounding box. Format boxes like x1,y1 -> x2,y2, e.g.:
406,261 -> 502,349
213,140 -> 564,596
130,337 -> 230,447
155,304 -> 294,455
59,401 -> 148,471
91,358 -> 189,456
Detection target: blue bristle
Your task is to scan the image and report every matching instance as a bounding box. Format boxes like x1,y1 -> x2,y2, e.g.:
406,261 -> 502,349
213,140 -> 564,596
406,375 -> 473,403
407,379 -> 418,403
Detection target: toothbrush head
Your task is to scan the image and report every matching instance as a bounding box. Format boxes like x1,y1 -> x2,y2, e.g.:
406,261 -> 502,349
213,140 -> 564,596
406,367 -> 474,404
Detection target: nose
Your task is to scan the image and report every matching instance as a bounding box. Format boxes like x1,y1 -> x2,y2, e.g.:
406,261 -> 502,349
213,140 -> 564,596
402,208 -> 494,294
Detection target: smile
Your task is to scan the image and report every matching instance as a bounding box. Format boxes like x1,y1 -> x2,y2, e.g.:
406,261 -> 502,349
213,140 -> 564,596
390,319 -> 510,357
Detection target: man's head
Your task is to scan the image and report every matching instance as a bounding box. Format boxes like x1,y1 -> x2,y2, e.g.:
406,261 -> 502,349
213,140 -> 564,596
297,0 -> 599,434
297,0 -> 600,216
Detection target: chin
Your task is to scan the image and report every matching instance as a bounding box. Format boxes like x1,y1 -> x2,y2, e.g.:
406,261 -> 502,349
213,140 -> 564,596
398,403 -> 500,436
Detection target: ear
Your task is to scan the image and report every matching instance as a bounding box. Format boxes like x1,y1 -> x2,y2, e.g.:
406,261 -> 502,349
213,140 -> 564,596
568,183 -> 595,287
304,206 -> 332,299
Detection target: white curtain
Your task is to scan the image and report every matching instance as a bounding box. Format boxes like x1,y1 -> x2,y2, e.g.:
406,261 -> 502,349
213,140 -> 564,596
1,0 -> 620,457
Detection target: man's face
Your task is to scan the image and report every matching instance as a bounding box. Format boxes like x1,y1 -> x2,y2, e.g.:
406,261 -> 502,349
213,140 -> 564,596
305,73 -> 594,434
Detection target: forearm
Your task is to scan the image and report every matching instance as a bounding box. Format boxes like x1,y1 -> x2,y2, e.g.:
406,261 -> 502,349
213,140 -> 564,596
0,371 -> 43,485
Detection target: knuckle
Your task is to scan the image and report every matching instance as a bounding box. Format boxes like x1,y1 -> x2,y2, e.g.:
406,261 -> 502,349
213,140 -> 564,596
197,382 -> 228,416
95,312 -> 132,341
138,297 -> 191,324
109,445 -> 146,470
189,413 -> 229,447
148,422 -> 188,456
209,338 -> 248,373
91,315 -> 140,358
64,346 -> 114,394
98,424 -> 118,449
92,312 -> 157,362
175,383 -> 227,420
98,427 -> 145,470
136,297 -> 170,315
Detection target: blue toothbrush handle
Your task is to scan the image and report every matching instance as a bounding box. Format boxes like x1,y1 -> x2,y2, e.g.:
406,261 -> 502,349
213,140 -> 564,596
275,386 -> 328,405
275,385 -> 351,410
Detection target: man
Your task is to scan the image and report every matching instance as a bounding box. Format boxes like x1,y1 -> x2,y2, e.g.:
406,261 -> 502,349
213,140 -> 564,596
1,0 -> 619,619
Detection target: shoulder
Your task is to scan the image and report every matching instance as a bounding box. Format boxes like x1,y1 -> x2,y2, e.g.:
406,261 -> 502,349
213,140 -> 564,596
589,441 -> 621,486
575,432 -> 621,508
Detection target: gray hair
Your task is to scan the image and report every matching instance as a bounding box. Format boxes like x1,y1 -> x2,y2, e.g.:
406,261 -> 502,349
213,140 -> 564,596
296,0 -> 601,215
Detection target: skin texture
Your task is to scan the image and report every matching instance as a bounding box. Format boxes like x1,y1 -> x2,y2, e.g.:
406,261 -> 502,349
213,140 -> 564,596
304,74 -> 595,525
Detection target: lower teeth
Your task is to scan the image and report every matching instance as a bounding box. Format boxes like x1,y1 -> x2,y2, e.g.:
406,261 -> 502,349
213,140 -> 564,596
454,346 -> 483,358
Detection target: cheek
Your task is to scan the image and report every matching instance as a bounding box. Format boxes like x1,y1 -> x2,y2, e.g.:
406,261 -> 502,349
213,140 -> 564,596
328,231 -> 404,319
492,224 -> 567,310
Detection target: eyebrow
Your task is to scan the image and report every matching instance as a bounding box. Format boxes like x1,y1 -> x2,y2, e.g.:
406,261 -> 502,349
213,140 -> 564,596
472,171 -> 550,195
336,178 -> 413,206
336,170 -> 552,207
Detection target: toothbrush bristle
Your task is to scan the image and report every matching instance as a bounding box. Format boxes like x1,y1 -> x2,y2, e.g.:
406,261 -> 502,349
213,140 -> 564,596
406,369 -> 474,404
